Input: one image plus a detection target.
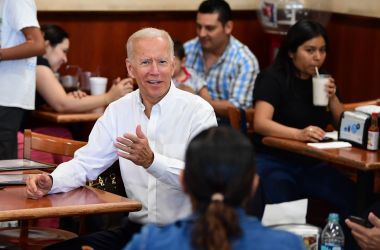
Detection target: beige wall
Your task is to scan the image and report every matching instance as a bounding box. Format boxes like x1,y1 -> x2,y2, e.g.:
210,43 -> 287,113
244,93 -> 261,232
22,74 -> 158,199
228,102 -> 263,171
36,0 -> 380,18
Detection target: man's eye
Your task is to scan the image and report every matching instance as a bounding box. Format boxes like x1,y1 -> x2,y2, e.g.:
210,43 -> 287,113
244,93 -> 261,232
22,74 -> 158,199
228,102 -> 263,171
140,60 -> 150,65
159,60 -> 168,64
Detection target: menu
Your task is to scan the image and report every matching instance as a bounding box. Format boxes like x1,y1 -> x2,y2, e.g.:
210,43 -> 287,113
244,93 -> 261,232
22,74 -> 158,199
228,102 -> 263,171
0,174 -> 27,185
0,159 -> 53,171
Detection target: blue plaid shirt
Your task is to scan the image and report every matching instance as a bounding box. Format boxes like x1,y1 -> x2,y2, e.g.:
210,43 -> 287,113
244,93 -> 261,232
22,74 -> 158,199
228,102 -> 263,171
184,36 -> 259,108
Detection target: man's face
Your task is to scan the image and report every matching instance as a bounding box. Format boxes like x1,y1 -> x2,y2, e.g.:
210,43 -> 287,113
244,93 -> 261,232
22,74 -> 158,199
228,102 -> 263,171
126,36 -> 175,106
196,12 -> 232,52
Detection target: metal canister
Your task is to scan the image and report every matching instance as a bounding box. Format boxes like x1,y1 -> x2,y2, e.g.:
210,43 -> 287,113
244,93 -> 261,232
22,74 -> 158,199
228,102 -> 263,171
272,224 -> 321,250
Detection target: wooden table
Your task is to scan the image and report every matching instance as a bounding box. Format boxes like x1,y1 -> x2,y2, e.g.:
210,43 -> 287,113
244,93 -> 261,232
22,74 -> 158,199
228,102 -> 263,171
0,185 -> 141,222
32,110 -> 102,124
0,181 -> 141,249
31,109 -> 103,141
262,136 -> 380,211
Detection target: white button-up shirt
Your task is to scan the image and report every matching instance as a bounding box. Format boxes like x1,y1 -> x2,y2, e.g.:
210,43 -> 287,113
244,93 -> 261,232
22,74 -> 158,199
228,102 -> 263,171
50,83 -> 217,225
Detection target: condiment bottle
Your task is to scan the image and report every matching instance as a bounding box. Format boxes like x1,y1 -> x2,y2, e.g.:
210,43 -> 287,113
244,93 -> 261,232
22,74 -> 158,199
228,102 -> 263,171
367,112 -> 379,151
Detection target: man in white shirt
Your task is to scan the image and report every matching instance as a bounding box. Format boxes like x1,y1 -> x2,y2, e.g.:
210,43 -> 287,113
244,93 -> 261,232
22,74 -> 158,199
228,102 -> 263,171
0,0 -> 45,159
26,27 -> 217,249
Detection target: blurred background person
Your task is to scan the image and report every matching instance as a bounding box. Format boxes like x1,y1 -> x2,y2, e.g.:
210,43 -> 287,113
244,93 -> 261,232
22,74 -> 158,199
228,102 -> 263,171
346,202 -> 380,250
184,0 -> 259,121
35,24 -> 133,114
124,127 -> 305,250
253,19 -> 356,247
173,39 -> 211,103
0,0 -> 45,159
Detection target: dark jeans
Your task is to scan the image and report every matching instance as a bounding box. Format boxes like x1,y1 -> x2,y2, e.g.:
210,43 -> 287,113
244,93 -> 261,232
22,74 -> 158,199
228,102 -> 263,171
0,106 -> 25,160
44,218 -> 142,250
256,153 -> 356,218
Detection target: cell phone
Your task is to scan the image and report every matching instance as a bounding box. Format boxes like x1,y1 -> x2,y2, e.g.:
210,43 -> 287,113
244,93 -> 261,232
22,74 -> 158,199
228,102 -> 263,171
348,216 -> 373,228
320,137 -> 334,142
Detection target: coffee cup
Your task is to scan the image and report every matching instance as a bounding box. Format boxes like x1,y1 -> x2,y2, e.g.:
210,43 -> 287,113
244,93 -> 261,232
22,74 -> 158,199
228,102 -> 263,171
90,77 -> 108,96
312,74 -> 330,106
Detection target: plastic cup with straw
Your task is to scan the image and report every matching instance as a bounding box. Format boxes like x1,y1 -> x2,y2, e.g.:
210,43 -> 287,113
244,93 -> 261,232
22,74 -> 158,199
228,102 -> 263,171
312,66 -> 329,106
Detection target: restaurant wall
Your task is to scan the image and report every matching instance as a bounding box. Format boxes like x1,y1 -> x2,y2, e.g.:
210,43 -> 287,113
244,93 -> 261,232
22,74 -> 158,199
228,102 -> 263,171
37,10 -> 380,104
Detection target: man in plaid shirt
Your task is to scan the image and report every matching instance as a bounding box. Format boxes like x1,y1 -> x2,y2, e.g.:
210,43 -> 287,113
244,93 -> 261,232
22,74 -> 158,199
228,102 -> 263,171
184,0 -> 259,121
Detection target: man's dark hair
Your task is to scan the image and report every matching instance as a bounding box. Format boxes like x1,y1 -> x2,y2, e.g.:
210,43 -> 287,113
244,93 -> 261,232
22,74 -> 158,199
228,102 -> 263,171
198,0 -> 232,25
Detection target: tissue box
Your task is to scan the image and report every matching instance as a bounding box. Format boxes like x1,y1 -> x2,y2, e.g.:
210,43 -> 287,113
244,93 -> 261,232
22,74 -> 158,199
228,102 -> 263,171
338,111 -> 371,148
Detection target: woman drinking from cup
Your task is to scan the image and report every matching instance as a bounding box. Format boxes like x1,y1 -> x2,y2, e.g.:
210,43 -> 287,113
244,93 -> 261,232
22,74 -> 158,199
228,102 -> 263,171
253,20 -> 356,226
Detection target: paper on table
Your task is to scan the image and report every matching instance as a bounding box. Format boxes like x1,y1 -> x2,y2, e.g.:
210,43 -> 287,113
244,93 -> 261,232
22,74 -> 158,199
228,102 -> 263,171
307,141 -> 352,149
262,199 -> 308,226
355,105 -> 380,115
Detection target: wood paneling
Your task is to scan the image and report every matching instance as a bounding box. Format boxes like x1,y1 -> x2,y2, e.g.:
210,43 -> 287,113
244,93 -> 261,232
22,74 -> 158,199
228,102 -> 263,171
37,11 -> 380,104
325,14 -> 380,103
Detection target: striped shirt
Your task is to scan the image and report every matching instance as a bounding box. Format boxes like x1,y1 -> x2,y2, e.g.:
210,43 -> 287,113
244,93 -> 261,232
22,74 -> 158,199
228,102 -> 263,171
184,36 -> 259,108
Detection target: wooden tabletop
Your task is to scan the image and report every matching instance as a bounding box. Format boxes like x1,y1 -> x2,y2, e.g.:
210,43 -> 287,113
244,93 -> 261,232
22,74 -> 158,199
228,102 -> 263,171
0,185 -> 141,222
32,110 -> 102,124
262,137 -> 380,171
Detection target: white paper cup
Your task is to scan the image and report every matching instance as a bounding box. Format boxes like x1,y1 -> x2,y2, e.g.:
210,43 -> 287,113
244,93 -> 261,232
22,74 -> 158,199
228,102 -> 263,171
312,74 -> 330,106
90,77 -> 108,96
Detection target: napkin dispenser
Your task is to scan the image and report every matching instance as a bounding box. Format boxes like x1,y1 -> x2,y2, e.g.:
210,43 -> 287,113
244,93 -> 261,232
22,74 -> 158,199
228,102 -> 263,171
338,111 -> 370,148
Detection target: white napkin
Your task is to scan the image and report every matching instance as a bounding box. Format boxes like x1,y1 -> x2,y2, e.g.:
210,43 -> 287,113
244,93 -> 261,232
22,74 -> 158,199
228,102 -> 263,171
262,199 -> 308,226
307,141 -> 352,149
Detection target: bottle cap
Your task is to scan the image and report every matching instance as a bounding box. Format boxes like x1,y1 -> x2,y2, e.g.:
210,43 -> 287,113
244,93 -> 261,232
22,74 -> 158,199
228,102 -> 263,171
328,213 -> 339,221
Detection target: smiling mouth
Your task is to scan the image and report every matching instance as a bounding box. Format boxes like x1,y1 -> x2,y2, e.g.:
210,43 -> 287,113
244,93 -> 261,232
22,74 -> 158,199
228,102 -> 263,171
147,80 -> 162,85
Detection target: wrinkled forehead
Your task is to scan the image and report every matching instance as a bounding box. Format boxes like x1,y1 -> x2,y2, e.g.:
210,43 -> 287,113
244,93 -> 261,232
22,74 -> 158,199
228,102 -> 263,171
130,37 -> 173,60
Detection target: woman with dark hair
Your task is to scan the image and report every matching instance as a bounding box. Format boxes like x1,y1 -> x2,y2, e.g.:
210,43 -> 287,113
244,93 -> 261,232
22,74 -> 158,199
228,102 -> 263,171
35,24 -> 133,113
253,20 -> 356,218
124,127 -> 305,250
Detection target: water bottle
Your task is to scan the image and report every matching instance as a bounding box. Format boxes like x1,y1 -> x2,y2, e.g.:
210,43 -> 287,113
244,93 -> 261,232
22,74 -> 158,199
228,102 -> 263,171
321,213 -> 345,250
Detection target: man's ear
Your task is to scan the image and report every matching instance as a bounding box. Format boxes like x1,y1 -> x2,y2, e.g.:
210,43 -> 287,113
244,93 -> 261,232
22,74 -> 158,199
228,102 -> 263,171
126,58 -> 134,78
288,51 -> 294,59
224,20 -> 233,35
179,170 -> 187,193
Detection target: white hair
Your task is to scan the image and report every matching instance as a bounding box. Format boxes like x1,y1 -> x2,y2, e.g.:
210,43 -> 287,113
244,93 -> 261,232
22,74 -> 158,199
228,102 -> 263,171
126,27 -> 174,59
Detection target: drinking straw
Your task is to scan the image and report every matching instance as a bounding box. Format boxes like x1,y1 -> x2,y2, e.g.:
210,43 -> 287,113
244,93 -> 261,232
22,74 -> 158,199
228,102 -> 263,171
315,67 -> 320,78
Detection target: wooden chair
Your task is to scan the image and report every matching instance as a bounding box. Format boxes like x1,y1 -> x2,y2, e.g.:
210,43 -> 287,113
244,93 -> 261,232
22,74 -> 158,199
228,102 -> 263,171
23,129 -> 87,163
227,107 -> 255,137
0,129 -> 87,250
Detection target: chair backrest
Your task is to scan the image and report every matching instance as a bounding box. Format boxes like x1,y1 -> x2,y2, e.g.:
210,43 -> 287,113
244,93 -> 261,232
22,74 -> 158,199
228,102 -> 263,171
227,107 -> 255,137
23,129 -> 87,161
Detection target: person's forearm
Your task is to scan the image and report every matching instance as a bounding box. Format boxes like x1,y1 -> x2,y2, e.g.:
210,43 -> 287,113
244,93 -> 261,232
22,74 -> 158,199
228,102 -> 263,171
49,94 -> 108,113
254,119 -> 301,141
328,95 -> 344,128
210,100 -> 235,118
1,27 -> 45,60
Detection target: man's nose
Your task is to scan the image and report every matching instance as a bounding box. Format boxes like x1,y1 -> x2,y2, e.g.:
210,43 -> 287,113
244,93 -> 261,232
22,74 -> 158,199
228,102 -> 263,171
149,61 -> 159,74
198,27 -> 207,37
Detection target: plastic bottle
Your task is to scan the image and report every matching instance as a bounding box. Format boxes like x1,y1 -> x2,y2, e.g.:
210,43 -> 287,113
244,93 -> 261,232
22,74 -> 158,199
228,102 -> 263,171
321,213 -> 345,250
367,112 -> 379,151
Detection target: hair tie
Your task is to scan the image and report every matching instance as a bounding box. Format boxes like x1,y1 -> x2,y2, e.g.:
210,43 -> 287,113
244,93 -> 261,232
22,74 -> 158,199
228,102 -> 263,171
211,193 -> 224,202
